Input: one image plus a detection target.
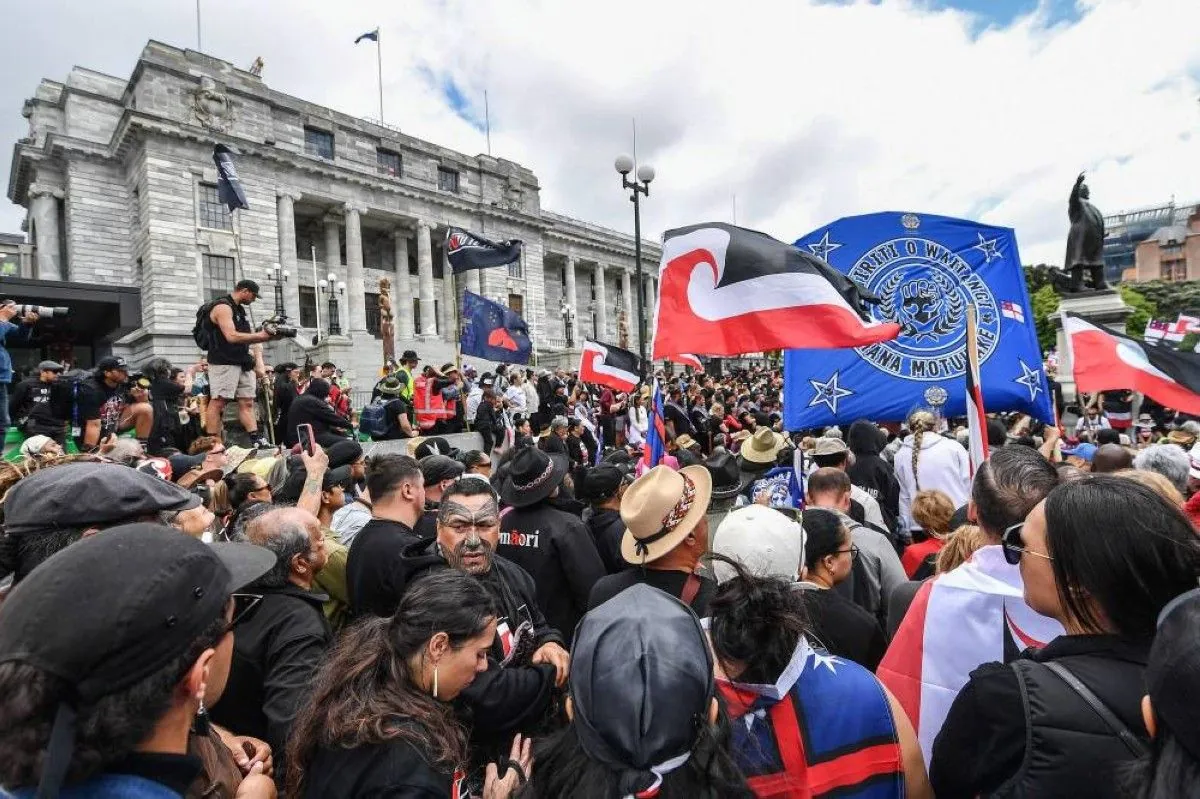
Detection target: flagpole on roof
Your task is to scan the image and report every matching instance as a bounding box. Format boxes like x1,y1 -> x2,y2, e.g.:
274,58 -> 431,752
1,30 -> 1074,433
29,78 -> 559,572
484,90 -> 492,156
375,28 -> 384,124
196,0 -> 203,50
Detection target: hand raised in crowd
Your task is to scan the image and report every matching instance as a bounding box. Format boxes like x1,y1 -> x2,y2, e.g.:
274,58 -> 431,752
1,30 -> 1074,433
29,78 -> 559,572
300,439 -> 329,473
483,734 -> 533,799
531,641 -> 570,687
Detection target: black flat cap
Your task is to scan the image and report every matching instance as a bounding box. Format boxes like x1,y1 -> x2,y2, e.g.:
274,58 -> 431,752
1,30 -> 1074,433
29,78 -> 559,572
2,462 -> 201,537
420,454 -> 465,486
570,584 -> 713,792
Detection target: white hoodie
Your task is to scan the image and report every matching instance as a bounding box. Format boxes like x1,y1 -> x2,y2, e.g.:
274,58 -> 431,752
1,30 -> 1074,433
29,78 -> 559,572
894,432 -> 971,532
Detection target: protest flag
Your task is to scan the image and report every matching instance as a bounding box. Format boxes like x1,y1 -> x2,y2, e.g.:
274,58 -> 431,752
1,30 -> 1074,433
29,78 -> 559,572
579,340 -> 641,393
459,291 -> 532,365
446,227 -> 523,273
354,28 -> 379,43
669,353 -> 703,370
652,223 -> 900,360
784,212 -> 1051,429
642,379 -> 667,471
212,144 -> 248,212
965,305 -> 988,477
1064,313 -> 1200,416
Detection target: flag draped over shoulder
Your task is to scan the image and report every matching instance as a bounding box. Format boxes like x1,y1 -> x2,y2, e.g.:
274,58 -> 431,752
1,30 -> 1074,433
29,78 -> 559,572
446,227 -> 523,273
579,340 -> 640,393
877,547 -> 1064,765
783,212 -> 1051,429
652,223 -> 899,360
212,144 -> 248,212
1064,313 -> 1200,415
459,291 -> 531,365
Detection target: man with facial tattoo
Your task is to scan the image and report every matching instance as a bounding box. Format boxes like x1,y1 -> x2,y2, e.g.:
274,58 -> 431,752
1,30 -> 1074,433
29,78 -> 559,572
392,476 -> 569,772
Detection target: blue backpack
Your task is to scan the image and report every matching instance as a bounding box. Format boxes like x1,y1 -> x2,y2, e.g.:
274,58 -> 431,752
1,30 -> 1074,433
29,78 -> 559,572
359,399 -> 392,439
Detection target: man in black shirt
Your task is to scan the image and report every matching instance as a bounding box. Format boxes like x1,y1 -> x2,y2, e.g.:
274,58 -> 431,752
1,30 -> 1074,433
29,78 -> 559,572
588,462 -> 716,616
204,280 -> 275,447
8,359 -> 68,444
75,356 -> 153,451
345,454 -> 426,617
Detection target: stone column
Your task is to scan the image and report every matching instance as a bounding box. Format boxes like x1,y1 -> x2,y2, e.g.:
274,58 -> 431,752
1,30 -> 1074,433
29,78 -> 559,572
393,229 -> 415,340
441,245 -> 457,343
275,192 -> 302,322
322,214 -> 343,333
620,268 -> 633,346
563,256 -> 578,346
593,262 -> 608,341
344,203 -> 368,332
416,220 -> 437,339
463,267 -> 482,295
28,185 -> 63,281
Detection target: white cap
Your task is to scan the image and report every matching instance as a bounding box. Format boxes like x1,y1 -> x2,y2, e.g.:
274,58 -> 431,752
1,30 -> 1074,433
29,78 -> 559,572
711,505 -> 806,584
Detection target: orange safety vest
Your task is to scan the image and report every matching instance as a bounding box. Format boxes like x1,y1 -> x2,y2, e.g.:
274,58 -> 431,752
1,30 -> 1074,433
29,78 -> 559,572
414,376 -> 455,430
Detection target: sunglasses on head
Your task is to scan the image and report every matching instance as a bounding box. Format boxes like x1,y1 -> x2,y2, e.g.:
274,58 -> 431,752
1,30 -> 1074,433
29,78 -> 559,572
1001,522 -> 1054,566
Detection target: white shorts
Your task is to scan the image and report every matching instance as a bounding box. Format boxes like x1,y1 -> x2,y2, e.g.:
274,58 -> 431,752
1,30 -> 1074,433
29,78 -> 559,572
209,363 -> 257,400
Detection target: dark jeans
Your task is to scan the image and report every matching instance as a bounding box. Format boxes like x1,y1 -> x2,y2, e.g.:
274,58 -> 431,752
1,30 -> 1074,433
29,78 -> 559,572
0,382 -> 9,439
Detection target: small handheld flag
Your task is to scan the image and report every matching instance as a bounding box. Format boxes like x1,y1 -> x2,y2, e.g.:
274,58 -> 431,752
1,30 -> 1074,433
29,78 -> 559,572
579,340 -> 641,393
642,379 -> 667,470
460,291 -> 532,365
212,144 -> 248,212
446,227 -> 523,273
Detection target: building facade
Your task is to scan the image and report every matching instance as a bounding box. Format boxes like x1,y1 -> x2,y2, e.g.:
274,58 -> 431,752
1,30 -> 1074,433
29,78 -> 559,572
1103,199 -> 1200,284
6,41 -> 661,386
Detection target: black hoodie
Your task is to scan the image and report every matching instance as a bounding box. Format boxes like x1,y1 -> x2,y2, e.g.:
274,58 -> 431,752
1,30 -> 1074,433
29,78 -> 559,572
846,420 -> 900,533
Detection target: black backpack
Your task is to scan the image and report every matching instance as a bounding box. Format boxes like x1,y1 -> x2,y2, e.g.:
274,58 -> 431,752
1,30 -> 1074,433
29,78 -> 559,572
192,297 -> 229,351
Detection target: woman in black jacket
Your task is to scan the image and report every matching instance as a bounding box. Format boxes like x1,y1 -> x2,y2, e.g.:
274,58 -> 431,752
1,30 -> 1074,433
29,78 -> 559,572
846,419 -> 900,533
285,378 -> 353,448
931,475 -> 1200,799
287,569 -> 529,798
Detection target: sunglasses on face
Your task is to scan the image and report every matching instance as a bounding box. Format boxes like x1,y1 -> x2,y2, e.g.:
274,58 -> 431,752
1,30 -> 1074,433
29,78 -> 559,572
1002,522 -> 1054,566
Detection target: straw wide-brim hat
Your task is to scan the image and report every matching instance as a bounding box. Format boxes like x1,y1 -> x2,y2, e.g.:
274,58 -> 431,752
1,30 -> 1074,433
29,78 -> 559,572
620,464 -> 712,565
1168,429 -> 1196,446
674,434 -> 698,451
739,428 -> 786,465
731,429 -> 752,443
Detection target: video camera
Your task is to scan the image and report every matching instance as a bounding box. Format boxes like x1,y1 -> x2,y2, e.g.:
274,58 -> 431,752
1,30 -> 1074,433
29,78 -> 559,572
260,314 -> 298,339
3,301 -> 68,319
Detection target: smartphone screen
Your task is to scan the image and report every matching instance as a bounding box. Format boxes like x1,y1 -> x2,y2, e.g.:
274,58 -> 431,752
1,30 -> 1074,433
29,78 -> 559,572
297,423 -> 315,456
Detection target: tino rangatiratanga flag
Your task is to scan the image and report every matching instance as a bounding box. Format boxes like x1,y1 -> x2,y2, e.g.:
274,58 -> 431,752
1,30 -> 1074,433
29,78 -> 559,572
579,340 -> 641,393
446,227 -> 523,274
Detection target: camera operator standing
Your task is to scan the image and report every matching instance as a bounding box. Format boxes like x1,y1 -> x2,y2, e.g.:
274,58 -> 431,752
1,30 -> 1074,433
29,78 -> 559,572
201,280 -> 276,447
0,302 -> 38,444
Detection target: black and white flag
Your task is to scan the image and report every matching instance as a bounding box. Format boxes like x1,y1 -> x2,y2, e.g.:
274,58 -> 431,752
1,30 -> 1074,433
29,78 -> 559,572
446,227 -> 523,273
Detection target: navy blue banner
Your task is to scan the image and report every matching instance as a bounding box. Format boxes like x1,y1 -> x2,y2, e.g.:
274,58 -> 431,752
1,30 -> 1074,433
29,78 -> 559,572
446,227 -> 523,274
212,144 -> 248,212
783,211 -> 1051,429
460,291 -> 532,365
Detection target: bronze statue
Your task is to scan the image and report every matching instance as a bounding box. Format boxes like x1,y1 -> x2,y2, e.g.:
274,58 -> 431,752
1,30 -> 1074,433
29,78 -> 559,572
378,276 -> 395,365
1060,172 -> 1108,292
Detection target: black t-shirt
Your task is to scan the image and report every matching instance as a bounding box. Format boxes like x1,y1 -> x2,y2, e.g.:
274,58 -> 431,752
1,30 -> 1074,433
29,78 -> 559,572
301,738 -> 454,799
588,568 -> 715,617
75,377 -> 125,443
207,296 -> 254,367
346,519 -> 421,618
795,584 -> 887,671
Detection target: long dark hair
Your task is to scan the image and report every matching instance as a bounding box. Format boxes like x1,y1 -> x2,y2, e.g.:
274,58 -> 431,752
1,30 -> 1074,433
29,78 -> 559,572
520,718 -> 753,799
801,508 -> 846,572
707,554 -> 810,685
286,570 -> 496,797
1043,475 -> 1200,639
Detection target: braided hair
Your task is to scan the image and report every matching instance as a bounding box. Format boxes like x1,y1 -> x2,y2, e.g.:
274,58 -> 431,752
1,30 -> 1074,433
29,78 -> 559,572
908,410 -> 937,492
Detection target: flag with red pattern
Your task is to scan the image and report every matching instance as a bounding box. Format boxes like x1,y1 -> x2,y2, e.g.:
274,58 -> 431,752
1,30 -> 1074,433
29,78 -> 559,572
652,223 -> 900,359
579,339 -> 641,393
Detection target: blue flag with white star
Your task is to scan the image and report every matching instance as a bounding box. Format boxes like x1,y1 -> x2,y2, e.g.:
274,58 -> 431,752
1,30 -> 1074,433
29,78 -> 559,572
460,290 -> 532,365
783,212 -> 1051,429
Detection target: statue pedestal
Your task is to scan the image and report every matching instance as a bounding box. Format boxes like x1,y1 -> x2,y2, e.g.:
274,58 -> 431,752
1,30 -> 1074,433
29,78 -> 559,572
1052,289 -> 1132,403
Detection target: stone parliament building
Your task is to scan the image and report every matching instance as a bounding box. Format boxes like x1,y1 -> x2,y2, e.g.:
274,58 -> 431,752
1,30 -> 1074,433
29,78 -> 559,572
5,41 -> 662,389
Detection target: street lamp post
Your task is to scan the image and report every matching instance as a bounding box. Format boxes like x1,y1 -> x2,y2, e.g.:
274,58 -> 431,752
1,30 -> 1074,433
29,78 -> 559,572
319,272 -> 345,336
560,300 -> 575,348
614,155 -> 654,375
269,262 -> 289,318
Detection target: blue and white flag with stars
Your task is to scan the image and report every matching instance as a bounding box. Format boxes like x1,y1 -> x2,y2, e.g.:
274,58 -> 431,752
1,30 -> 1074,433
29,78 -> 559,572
783,212 -> 1051,429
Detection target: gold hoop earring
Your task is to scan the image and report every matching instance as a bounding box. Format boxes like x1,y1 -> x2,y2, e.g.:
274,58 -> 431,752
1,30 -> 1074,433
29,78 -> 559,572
433,666 -> 439,699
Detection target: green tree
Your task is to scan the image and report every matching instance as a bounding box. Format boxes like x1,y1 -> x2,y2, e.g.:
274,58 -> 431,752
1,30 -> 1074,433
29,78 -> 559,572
1031,284 -> 1061,352
1119,285 -> 1156,339
1128,280 -> 1200,320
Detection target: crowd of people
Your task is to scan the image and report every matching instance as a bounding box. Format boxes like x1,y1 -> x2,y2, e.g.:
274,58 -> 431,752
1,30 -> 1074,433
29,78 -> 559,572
3,280 -> 1200,797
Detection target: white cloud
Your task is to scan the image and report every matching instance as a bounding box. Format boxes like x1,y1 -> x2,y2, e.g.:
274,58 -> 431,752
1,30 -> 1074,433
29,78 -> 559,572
2,0 -> 1198,266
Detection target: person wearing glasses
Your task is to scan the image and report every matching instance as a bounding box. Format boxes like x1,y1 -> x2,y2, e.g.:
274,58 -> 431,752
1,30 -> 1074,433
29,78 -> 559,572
0,524 -> 277,799
209,505 -> 332,790
930,474 -> 1200,799
795,508 -> 888,671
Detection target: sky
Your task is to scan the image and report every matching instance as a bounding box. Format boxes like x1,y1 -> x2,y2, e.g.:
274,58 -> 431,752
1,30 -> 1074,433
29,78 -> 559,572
1,0 -> 1198,266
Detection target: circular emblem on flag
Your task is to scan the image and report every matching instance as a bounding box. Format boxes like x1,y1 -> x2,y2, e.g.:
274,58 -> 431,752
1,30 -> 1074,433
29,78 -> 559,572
923,386 -> 948,407
901,214 -> 921,230
848,237 -> 1000,382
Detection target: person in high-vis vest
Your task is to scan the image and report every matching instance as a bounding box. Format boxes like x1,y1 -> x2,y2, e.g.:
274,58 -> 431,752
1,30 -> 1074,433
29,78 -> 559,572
395,350 -> 417,402
413,368 -> 439,433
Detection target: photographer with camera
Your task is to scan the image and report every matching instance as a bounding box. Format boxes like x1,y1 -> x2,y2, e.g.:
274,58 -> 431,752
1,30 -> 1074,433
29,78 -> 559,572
0,302 -> 40,444
198,280 -> 277,448
9,360 -> 70,446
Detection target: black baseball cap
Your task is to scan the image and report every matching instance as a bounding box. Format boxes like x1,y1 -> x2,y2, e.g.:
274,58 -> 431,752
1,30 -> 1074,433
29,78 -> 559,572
420,454 -> 465,487
0,524 -> 274,796
322,464 -> 357,492
95,355 -> 129,373
414,437 -> 453,459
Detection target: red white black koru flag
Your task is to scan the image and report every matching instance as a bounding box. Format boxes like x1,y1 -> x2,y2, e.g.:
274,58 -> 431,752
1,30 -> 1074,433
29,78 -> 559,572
651,223 -> 900,359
